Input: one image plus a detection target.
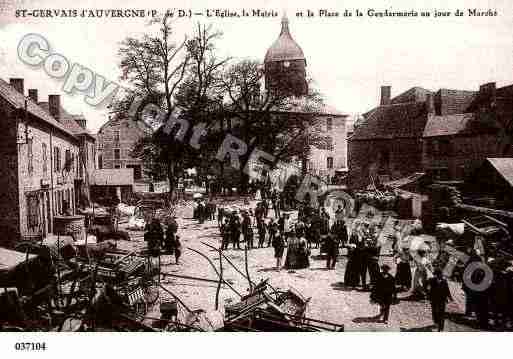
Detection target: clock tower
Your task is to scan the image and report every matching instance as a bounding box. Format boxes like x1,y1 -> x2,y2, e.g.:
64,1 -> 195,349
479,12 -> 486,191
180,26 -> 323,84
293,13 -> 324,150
264,15 -> 308,97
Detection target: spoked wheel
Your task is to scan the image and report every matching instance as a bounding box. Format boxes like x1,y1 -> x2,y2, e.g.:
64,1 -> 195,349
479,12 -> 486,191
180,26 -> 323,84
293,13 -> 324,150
143,285 -> 160,305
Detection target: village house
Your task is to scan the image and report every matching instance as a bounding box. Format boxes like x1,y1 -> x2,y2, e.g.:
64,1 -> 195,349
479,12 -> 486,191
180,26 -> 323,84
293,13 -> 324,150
95,115 -> 152,193
38,95 -> 97,206
0,78 -> 93,246
348,82 -> 513,189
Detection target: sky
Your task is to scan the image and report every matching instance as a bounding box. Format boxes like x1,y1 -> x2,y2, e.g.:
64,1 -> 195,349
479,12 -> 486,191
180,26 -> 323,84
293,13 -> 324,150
0,0 -> 512,132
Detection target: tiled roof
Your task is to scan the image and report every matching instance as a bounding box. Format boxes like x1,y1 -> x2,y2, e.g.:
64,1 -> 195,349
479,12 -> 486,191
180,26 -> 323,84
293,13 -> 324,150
422,113 -> 475,137
487,158 -> 513,187
98,115 -> 153,135
351,102 -> 427,140
0,78 -> 76,139
391,87 -> 432,104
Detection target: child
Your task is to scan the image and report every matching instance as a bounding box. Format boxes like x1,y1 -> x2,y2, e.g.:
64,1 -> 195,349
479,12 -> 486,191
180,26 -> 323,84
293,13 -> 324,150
258,219 -> 267,248
272,232 -> 286,271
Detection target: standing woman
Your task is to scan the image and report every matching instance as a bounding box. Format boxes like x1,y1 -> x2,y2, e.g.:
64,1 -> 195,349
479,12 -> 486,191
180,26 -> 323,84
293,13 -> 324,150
345,223 -> 362,288
395,247 -> 413,291
257,219 -> 267,248
412,249 -> 432,299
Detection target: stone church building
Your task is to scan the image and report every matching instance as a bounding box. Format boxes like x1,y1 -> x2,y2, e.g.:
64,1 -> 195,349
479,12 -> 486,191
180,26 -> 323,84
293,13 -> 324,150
262,16 -> 349,184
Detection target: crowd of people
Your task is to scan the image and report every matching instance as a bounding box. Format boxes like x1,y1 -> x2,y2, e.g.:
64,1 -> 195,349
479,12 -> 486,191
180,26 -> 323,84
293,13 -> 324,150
143,216 -> 182,264
150,188 -> 513,331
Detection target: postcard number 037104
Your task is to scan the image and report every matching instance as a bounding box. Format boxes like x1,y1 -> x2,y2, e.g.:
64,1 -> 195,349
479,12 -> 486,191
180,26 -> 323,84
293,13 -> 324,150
14,342 -> 47,351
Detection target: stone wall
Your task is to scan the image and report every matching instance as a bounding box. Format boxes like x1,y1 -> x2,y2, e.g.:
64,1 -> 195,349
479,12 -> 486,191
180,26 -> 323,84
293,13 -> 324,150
422,134 -> 500,181
0,97 -> 20,247
96,117 -> 147,177
17,116 -> 80,240
348,137 -> 424,188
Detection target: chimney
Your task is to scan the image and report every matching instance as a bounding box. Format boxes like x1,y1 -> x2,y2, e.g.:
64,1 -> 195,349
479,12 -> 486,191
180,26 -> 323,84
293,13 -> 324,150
426,93 -> 435,114
380,85 -> 391,106
48,95 -> 61,119
9,78 -> 24,95
28,89 -> 38,103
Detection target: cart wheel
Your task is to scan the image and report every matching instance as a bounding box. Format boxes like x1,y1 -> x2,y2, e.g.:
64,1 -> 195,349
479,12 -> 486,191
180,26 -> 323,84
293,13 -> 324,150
144,286 -> 159,305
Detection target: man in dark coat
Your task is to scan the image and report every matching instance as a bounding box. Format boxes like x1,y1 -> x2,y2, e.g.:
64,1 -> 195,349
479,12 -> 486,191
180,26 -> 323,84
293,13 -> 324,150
325,233 -> 340,270
331,219 -> 348,247
230,212 -> 241,249
144,218 -> 164,257
320,208 -> 330,235
426,268 -> 453,331
241,212 -> 254,249
164,217 -> 178,254
371,264 -> 396,323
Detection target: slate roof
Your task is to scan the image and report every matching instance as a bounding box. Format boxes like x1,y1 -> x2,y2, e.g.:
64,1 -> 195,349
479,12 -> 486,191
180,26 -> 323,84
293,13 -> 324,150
423,113 -> 475,137
351,102 -> 428,140
487,158 -> 513,187
391,87 -> 432,105
38,102 -> 95,140
0,78 -> 76,139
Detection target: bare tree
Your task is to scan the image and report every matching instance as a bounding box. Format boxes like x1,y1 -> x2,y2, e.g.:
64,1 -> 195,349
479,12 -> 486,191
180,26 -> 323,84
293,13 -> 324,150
218,59 -> 329,191
114,13 -> 189,120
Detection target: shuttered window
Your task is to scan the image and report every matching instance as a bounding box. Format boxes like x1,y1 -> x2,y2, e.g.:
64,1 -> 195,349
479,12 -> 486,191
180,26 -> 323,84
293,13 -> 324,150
42,143 -> 47,174
27,193 -> 40,230
27,138 -> 34,174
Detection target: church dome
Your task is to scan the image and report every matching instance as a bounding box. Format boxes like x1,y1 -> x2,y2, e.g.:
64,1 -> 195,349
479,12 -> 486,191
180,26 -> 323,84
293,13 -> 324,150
264,15 -> 305,63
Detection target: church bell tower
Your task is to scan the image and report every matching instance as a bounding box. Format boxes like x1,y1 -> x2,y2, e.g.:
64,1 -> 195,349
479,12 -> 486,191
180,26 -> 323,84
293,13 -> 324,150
264,15 -> 308,97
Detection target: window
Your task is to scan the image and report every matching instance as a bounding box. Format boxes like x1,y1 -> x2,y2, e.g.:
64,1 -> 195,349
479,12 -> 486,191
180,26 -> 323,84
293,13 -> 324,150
113,130 -> 120,142
430,138 -> 451,155
114,164 -> 121,169
439,139 -> 452,155
92,144 -> 96,168
54,147 -> 61,172
114,148 -> 120,160
430,168 -> 449,181
126,164 -> 142,180
27,138 -> 33,174
27,193 -> 40,230
42,143 -> 47,174
327,157 -> 334,169
64,149 -> 72,171
98,155 -> 103,169
327,118 -> 333,132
